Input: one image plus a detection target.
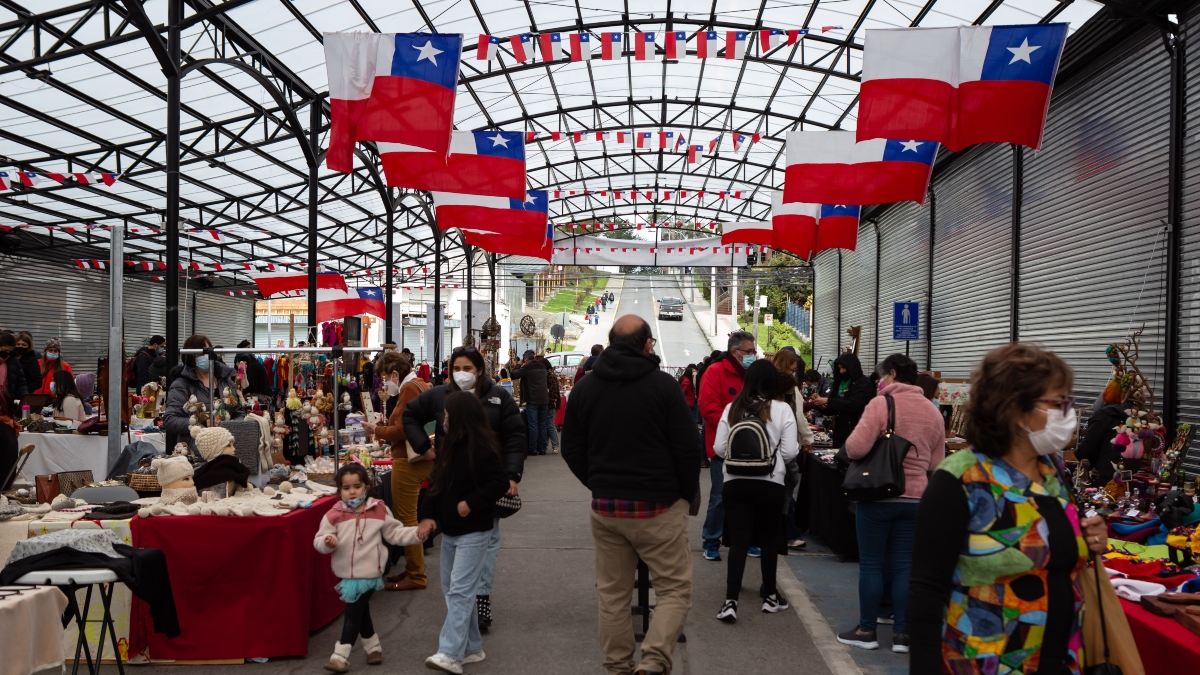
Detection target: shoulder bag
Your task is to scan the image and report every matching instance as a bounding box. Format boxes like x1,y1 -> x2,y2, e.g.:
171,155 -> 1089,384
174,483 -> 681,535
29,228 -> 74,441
1081,551 -> 1141,675
836,394 -> 912,502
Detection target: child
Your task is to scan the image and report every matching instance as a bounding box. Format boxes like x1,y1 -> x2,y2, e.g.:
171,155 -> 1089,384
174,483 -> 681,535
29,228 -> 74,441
314,462 -> 424,672
416,391 -> 510,674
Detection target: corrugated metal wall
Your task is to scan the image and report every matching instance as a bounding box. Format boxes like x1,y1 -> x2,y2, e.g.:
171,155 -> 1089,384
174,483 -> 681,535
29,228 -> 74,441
0,257 -> 254,373
811,250 -> 840,369
929,144 -> 1014,378
875,201 -> 931,369
1019,25 -> 1169,403
1178,5 -> 1200,475
840,221 -> 878,370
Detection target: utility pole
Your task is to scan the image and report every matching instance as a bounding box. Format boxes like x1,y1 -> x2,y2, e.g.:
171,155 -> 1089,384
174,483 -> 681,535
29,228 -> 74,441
751,279 -> 761,345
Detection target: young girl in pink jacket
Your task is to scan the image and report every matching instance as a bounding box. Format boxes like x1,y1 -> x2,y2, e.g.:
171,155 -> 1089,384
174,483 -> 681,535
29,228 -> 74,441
314,463 -> 425,672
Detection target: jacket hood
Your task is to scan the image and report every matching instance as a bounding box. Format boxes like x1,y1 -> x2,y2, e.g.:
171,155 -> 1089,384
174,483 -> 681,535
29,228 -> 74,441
592,343 -> 661,382
833,353 -> 866,382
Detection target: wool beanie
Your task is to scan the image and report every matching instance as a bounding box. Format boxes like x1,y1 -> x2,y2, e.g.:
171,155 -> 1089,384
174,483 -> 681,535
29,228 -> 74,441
192,425 -> 235,461
45,337 -> 61,352
152,455 -> 193,487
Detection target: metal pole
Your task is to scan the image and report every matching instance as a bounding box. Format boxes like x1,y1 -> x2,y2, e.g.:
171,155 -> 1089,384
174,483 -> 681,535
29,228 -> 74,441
751,278 -> 761,345
1165,28 -> 1186,437
266,298 -> 272,349
385,190 -> 394,344
332,357 -> 339,466
925,188 -> 936,371
107,222 -> 124,459
731,266 -> 738,330
164,0 -> 181,451
466,244 -> 473,342
489,253 -> 497,315
434,229 -> 442,381
836,252 -> 843,353
1009,145 -> 1023,344
307,102 -> 320,344
710,266 -> 717,338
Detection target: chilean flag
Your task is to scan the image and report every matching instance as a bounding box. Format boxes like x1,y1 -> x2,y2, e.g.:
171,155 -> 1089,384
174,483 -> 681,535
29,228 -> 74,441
816,205 -> 861,253
732,134 -> 748,151
540,32 -> 563,62
771,192 -> 819,259
697,30 -> 718,58
759,29 -> 783,51
636,32 -> 655,61
783,131 -> 937,205
477,35 -> 500,61
601,32 -> 624,60
379,130 -> 525,198
665,31 -> 687,59
637,132 -> 652,148
462,223 -> 553,261
858,24 -> 1068,151
433,190 -> 548,236
720,220 -> 773,247
726,31 -> 748,59
510,34 -> 532,62
317,287 -> 387,322
0,172 -> 9,191
254,271 -> 348,298
325,33 -> 461,174
570,33 -> 592,61
18,172 -> 40,187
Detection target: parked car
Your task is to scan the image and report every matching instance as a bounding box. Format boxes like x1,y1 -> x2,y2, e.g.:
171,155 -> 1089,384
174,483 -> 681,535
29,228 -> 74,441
657,297 -> 684,321
544,351 -> 588,379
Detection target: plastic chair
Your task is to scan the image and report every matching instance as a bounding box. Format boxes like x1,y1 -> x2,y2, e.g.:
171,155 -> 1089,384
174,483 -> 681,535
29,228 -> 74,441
14,568 -> 125,675
69,485 -> 139,503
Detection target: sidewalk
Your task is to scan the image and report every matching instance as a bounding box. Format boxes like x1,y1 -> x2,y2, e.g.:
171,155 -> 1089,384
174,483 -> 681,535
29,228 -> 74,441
573,275 -> 624,349
683,282 -> 739,353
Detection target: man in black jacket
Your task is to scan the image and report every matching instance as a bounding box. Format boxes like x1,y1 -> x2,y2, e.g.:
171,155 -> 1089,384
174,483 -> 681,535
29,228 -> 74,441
511,350 -> 550,456
134,335 -> 165,390
234,340 -> 270,396
562,315 -> 700,675
812,352 -> 875,448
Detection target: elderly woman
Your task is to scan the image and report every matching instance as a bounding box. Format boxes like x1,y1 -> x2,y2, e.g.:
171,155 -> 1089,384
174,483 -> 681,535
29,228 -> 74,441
362,351 -> 431,591
908,344 -> 1108,674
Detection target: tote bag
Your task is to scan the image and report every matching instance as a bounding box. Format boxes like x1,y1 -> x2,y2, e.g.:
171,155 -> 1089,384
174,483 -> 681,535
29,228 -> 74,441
1081,555 -> 1144,675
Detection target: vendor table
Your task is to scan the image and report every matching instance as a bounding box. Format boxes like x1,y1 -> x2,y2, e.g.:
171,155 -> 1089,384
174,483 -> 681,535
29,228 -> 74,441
1121,598 -> 1200,675
128,496 -> 343,661
0,584 -> 69,675
795,453 -> 858,561
20,432 -> 164,482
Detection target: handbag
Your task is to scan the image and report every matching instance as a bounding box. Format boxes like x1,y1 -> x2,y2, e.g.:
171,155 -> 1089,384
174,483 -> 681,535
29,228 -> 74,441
494,493 -> 522,518
836,395 -> 912,502
1081,553 -> 1143,675
35,474 -> 60,503
56,470 -> 94,498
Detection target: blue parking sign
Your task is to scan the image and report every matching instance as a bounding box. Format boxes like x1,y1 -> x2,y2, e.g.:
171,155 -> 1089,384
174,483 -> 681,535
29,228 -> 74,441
893,302 -> 919,341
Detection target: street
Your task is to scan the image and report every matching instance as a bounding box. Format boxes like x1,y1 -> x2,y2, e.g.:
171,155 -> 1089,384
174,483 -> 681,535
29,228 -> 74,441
614,275 -> 715,368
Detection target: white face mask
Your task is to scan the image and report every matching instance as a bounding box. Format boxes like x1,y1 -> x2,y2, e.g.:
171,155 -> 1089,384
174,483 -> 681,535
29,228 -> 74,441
1023,407 -> 1077,456
384,380 -> 400,396
452,371 -> 477,391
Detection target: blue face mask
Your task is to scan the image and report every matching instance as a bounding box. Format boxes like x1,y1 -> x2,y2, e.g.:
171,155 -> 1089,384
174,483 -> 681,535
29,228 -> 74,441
45,352 -> 59,361
345,495 -> 366,509
195,355 -> 210,372
50,382 -> 56,393
741,354 -> 755,368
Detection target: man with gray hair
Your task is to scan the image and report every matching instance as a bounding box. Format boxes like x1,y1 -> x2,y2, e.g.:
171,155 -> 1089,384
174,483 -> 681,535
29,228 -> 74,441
698,330 -> 758,561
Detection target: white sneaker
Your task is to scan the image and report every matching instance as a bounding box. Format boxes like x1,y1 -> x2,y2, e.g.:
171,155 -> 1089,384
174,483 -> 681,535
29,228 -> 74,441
462,651 -> 486,664
762,593 -> 790,613
425,653 -> 463,674
717,599 -> 738,623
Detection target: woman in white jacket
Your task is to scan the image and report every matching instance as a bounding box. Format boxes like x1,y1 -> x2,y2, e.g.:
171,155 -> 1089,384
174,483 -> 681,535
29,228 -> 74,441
713,360 -> 800,623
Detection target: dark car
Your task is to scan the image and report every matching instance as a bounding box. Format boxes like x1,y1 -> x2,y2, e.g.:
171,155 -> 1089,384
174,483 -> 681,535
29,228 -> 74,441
657,297 -> 684,321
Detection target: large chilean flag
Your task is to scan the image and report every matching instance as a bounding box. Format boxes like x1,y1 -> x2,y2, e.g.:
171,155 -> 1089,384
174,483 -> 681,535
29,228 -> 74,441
433,189 -> 547,235
857,24 -> 1067,151
771,192 -> 819,259
816,205 -> 861,253
325,32 -> 461,174
380,130 -> 526,198
720,220 -> 773,246
462,223 -> 554,261
783,131 -> 937,205
253,271 -> 348,298
316,287 -> 387,322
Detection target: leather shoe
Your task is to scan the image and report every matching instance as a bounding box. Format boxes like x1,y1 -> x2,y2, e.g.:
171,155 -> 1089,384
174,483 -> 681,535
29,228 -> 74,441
385,571 -> 407,583
385,579 -> 425,591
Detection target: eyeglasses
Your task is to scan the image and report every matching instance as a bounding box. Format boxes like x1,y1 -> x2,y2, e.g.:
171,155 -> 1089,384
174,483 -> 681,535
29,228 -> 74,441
1035,397 -> 1076,416
649,338 -> 657,347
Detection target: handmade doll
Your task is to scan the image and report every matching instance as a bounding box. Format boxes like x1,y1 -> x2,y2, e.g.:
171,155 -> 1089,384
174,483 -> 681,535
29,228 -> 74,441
183,395 -> 210,427
191,425 -> 252,498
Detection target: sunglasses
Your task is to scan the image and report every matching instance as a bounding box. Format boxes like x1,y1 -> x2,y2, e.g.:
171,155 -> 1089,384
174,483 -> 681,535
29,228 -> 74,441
1035,396 -> 1076,417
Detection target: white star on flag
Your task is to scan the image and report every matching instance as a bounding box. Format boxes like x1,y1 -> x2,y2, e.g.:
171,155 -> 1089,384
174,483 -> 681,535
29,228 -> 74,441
899,140 -> 923,152
1006,38 -> 1040,65
524,193 -> 537,204
363,289 -> 378,296
489,133 -> 510,147
414,40 -> 444,66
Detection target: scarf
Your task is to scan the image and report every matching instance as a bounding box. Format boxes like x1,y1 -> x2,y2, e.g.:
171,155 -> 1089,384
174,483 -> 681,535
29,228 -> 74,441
193,454 -> 251,491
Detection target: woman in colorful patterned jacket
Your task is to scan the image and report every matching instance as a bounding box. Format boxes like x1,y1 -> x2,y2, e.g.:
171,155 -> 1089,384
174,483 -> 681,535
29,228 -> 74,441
908,343 -> 1108,675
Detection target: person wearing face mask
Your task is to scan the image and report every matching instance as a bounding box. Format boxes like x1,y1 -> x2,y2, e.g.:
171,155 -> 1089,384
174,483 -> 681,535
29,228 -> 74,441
811,353 -> 874,448
835,354 -> 947,654
403,345 -> 525,632
362,351 -> 432,592
163,333 -> 245,450
34,337 -> 72,396
0,332 -> 30,405
908,344 -> 1108,674
134,335 -> 166,390
14,332 -> 41,394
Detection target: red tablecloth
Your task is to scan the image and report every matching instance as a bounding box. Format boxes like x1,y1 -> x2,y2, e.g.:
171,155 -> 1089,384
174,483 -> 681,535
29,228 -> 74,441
1122,598 -> 1200,675
128,496 -> 343,660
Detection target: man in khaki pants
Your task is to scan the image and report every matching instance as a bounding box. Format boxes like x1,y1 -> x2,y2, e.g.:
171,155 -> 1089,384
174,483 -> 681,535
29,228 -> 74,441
562,315 -> 702,675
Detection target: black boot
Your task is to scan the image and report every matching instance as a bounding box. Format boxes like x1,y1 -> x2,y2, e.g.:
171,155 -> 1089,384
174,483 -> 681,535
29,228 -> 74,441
476,595 -> 492,630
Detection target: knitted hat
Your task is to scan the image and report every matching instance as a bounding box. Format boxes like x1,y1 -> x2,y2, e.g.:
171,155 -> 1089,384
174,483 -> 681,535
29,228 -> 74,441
152,455 -> 193,487
191,425 -> 235,461
45,337 -> 61,351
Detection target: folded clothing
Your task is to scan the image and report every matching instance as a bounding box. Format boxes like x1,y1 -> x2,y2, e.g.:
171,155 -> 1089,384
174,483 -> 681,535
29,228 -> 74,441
80,501 -> 140,521
1109,577 -> 1167,602
5,529 -> 122,565
1105,557 -> 1198,591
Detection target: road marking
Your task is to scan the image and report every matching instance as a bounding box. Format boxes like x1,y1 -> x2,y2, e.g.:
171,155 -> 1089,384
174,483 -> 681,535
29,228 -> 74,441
776,561 -> 865,675
684,349 -> 690,357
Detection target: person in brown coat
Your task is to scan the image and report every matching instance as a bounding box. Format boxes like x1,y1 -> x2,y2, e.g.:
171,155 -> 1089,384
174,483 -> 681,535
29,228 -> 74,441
362,351 -> 432,591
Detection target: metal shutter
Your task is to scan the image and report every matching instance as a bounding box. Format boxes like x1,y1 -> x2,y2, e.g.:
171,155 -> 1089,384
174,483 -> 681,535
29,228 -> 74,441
875,201 -> 931,369
811,250 -> 840,370
1178,7 -> 1200,475
840,222 -> 878,370
189,292 -> 256,350
929,145 -> 1014,378
1019,26 -> 1169,403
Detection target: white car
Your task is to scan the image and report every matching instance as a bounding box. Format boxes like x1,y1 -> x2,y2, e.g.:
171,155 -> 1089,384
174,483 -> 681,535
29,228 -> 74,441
544,351 -> 588,379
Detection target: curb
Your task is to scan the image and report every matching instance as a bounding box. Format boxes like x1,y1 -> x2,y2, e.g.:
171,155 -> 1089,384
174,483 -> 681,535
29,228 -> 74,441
776,561 -> 867,675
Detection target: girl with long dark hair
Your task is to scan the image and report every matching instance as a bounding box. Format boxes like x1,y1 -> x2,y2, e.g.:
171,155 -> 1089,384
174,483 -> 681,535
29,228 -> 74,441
51,369 -> 87,422
416,391 -> 510,673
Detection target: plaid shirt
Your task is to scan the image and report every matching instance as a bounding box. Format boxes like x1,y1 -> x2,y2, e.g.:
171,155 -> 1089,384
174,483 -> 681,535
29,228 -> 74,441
590,498 -> 675,519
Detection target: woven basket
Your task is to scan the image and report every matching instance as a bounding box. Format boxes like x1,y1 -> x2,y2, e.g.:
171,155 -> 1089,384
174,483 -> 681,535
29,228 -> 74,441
128,473 -> 161,493
306,472 -> 335,483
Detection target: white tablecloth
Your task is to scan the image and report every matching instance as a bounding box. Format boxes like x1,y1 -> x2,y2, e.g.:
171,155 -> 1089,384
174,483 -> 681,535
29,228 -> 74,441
19,432 -> 165,482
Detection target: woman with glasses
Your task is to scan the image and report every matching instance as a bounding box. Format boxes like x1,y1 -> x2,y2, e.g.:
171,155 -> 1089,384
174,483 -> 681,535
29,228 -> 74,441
403,345 -> 526,633
908,343 -> 1108,675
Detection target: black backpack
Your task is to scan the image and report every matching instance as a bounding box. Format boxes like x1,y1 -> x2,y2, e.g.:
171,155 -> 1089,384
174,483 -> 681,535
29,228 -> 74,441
724,408 -> 778,477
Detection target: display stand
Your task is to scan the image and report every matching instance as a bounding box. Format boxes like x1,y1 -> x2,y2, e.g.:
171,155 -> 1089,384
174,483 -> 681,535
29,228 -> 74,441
630,558 -> 686,644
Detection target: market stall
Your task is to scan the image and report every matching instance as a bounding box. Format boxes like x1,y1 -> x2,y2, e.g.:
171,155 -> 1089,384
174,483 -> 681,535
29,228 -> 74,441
794,450 -> 858,561
20,432 -> 165,483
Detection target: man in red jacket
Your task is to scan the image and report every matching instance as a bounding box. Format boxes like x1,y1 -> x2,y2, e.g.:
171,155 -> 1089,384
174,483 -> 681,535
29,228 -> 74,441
698,330 -> 757,562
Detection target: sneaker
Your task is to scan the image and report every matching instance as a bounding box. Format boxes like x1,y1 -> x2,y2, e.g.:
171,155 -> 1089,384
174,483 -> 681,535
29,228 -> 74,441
476,595 -> 492,630
462,651 -> 486,664
425,653 -> 464,674
787,539 -> 807,550
717,599 -> 738,623
892,634 -> 910,654
703,543 -> 721,561
748,546 -> 762,558
877,614 -> 894,625
836,627 -> 879,650
762,593 -> 790,613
